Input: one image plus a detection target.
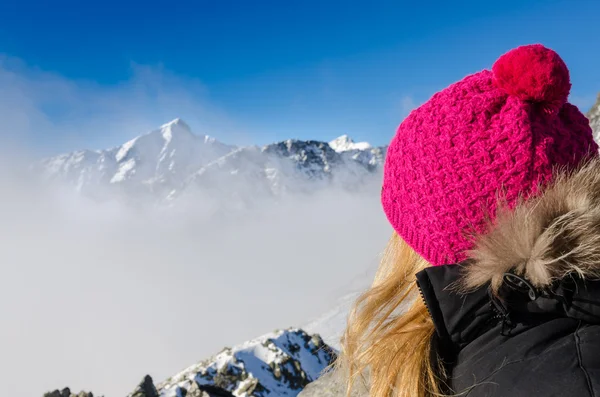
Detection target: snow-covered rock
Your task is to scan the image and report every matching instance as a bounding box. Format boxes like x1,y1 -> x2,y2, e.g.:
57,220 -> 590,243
157,329 -> 336,397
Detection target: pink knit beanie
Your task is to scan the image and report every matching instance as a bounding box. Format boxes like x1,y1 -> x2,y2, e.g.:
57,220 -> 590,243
382,44 -> 598,266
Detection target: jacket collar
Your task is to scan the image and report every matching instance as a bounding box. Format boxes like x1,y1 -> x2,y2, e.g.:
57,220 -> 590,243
416,262 -> 600,357
416,264 -> 491,355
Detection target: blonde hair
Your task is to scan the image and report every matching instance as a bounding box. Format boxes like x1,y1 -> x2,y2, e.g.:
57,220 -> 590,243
337,233 -> 446,397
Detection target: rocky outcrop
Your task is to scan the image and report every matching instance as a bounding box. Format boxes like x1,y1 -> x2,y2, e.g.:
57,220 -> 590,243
183,383 -> 236,397
128,375 -> 160,397
43,388 -> 97,397
158,329 -> 337,397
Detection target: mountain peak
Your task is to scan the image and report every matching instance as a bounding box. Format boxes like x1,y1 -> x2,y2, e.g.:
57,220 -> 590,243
161,118 -> 190,130
329,135 -> 371,152
333,134 -> 352,141
159,118 -> 193,142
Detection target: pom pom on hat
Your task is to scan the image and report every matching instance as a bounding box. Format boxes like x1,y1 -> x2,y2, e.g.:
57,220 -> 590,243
492,44 -> 571,105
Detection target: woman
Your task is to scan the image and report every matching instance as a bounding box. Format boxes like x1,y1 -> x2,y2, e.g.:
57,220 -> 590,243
340,44 -> 600,397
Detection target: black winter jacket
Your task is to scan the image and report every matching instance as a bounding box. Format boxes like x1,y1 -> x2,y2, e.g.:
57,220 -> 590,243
415,159 -> 600,397
417,265 -> 600,396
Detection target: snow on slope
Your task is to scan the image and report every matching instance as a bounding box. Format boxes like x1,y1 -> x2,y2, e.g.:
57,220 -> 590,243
303,263 -> 378,349
155,329 -> 336,397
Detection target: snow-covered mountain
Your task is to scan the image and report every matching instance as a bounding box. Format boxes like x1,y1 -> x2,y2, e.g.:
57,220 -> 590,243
152,329 -> 335,397
37,119 -> 234,203
37,119 -> 386,208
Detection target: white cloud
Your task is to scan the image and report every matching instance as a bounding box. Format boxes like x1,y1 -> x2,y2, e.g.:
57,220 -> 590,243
0,55 -> 246,155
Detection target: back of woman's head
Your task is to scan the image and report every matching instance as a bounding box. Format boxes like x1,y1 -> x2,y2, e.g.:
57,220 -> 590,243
338,44 -> 598,397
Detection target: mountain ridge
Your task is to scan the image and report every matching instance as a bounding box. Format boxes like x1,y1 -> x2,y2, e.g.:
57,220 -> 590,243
38,119 -> 387,209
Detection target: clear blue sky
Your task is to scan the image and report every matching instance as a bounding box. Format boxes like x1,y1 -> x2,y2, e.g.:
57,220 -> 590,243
1,0 -> 600,152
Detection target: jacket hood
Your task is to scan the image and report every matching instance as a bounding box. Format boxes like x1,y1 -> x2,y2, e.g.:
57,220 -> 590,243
464,156 -> 600,293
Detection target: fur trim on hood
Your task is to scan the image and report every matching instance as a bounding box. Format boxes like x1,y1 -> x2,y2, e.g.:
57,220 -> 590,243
464,157 -> 600,293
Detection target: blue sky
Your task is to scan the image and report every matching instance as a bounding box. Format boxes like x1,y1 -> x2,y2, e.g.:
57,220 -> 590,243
1,0 -> 599,153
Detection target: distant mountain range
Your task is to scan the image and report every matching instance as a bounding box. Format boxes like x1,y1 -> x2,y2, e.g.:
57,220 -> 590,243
37,119 -> 386,210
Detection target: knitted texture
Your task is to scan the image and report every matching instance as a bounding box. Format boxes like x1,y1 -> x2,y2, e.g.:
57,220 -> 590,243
382,44 -> 599,266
